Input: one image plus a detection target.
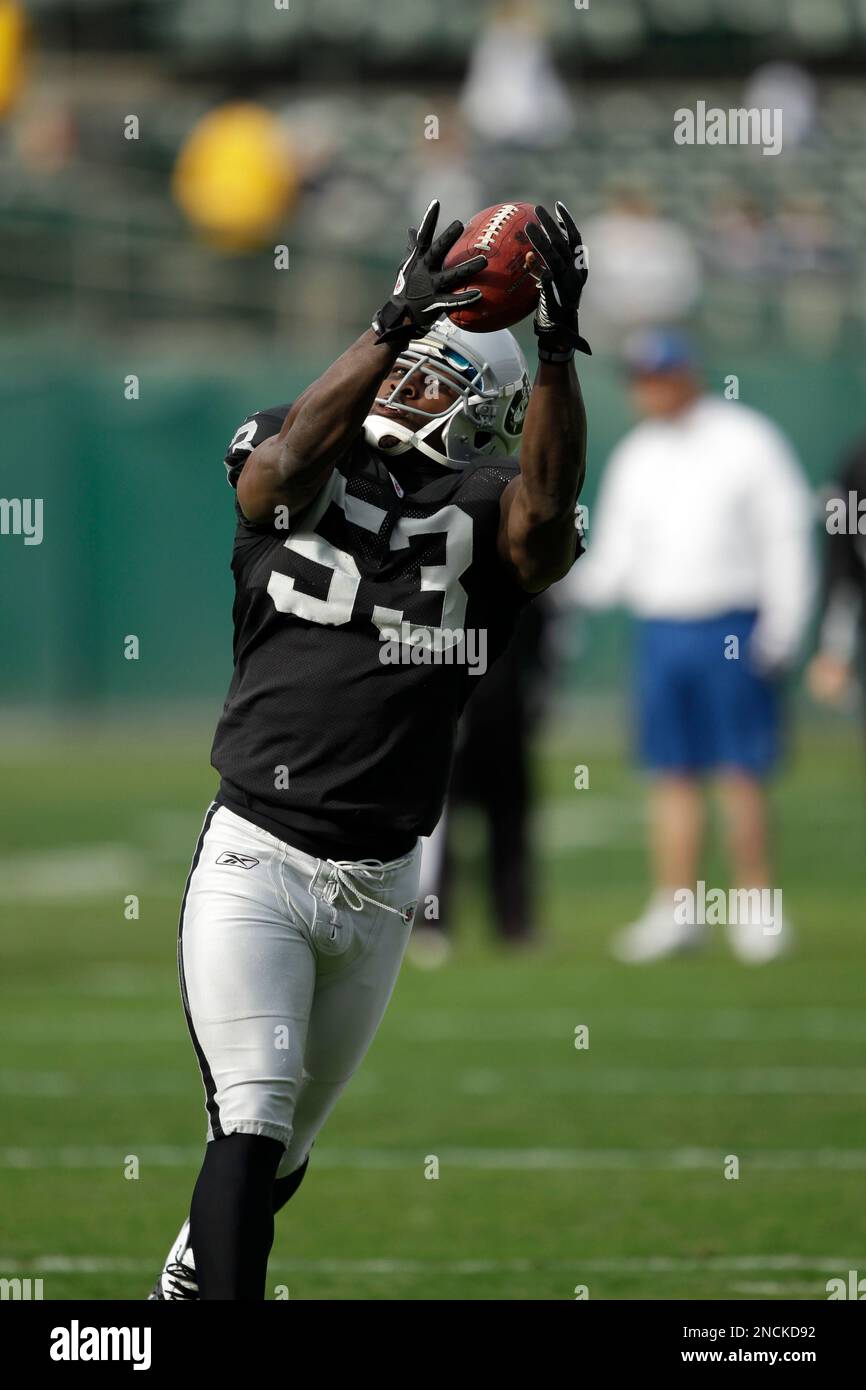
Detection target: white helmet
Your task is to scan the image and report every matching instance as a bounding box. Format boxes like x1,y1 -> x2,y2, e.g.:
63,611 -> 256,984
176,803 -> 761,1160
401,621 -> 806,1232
363,317 -> 531,470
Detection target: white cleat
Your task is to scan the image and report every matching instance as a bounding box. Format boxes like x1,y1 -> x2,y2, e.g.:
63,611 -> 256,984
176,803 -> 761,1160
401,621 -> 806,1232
610,899 -> 708,964
726,914 -> 792,965
148,1218 -> 198,1300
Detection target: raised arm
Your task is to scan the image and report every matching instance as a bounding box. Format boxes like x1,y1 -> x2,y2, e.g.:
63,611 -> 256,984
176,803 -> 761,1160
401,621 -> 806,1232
498,202 -> 589,592
236,333 -> 400,522
237,201 -> 486,524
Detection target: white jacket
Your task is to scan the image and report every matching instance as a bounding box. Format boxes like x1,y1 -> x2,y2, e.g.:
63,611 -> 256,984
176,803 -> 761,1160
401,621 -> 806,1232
569,395 -> 816,669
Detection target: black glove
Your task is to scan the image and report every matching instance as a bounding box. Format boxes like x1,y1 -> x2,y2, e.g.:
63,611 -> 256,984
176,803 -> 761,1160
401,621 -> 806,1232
373,199 -> 487,346
525,201 -> 591,360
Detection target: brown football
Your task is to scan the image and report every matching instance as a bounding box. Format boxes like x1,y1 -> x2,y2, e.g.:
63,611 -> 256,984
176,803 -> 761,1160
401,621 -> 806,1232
443,201 -> 540,333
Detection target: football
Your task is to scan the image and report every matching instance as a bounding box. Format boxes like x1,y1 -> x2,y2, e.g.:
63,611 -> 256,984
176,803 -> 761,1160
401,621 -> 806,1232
443,201 -> 540,333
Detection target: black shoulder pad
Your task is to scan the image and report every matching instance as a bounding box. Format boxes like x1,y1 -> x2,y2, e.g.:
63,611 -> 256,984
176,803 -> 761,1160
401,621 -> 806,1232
223,403 -> 292,488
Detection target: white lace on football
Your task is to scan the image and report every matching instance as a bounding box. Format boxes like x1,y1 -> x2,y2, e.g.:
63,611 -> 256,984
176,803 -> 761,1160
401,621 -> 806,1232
472,203 -> 519,252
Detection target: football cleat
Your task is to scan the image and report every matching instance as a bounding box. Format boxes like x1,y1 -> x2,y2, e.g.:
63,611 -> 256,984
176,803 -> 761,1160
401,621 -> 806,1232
610,895 -> 708,964
148,1218 -> 198,1300
726,913 -> 792,965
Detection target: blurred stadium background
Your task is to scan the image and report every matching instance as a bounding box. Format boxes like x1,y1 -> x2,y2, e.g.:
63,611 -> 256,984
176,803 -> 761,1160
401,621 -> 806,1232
1,0 -> 864,1300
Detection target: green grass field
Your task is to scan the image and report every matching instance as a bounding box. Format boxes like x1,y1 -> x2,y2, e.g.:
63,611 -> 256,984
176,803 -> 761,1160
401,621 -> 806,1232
1,711 -> 864,1301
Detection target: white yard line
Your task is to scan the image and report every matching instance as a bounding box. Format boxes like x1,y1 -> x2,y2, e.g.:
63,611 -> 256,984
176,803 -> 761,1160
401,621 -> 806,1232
0,1069 -> 377,1098
395,1007 -> 866,1044
456,1067 -> 866,1095
6,1063 -> 866,1097
2,1145 -> 866,1171
0,847 -> 146,901
535,797 -> 641,850
732,1281 -> 828,1296
7,1011 -> 866,1047
0,1254 -> 851,1279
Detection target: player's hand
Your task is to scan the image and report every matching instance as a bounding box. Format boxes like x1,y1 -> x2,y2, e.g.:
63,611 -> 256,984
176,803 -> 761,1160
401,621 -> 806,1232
373,199 -> 487,345
525,201 -> 591,359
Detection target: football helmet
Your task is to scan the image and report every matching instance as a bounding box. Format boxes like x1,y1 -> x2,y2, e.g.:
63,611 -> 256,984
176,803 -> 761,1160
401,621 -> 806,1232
363,317 -> 531,470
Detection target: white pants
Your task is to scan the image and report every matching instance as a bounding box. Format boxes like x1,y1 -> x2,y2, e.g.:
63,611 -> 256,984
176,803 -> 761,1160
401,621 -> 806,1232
178,804 -> 421,1178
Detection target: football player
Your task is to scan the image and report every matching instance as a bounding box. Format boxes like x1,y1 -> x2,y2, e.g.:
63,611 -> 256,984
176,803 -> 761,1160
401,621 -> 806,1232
150,200 -> 589,1300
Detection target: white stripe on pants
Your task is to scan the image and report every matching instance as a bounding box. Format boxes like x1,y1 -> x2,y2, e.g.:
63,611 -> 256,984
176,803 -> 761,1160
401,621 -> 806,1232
178,804 -> 420,1178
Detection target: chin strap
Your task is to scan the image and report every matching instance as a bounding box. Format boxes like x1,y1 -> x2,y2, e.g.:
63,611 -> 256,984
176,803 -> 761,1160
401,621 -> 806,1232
362,411 -> 461,470
361,414 -> 416,455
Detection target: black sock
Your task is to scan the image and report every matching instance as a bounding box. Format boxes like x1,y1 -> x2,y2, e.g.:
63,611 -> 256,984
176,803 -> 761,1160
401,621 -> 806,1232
273,1156 -> 309,1214
190,1133 -> 283,1300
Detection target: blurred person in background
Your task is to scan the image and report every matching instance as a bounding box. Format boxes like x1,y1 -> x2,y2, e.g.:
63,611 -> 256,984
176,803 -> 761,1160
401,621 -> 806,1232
460,0 -> 574,152
581,186 -> 702,349
765,192 -> 851,354
409,110 -> 481,231
412,597 -> 555,967
460,0 -> 573,205
744,62 -> 817,151
767,192 -> 848,279
566,329 -> 815,964
807,436 -> 866,714
701,189 -> 769,281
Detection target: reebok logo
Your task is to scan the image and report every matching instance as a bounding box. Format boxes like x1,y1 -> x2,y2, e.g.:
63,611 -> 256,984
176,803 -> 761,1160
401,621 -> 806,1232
216,851 -> 260,869
50,1320 -> 152,1370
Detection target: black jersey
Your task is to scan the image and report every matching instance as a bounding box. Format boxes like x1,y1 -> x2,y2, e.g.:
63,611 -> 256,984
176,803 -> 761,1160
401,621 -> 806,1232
819,439 -> 866,664
823,443 -> 866,620
210,405 -> 537,860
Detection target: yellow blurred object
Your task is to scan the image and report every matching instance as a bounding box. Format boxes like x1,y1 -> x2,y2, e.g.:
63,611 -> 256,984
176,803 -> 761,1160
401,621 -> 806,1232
0,0 -> 27,119
173,102 -> 299,253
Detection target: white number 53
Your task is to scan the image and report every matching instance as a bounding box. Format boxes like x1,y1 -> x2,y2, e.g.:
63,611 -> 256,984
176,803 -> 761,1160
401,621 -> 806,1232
266,473 -> 472,645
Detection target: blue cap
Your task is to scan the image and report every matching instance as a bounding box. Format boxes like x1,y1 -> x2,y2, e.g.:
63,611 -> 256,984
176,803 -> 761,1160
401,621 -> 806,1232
623,328 -> 696,375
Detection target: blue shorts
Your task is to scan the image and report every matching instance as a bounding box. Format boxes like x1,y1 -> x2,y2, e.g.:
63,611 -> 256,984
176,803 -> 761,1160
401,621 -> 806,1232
634,611 -> 782,776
